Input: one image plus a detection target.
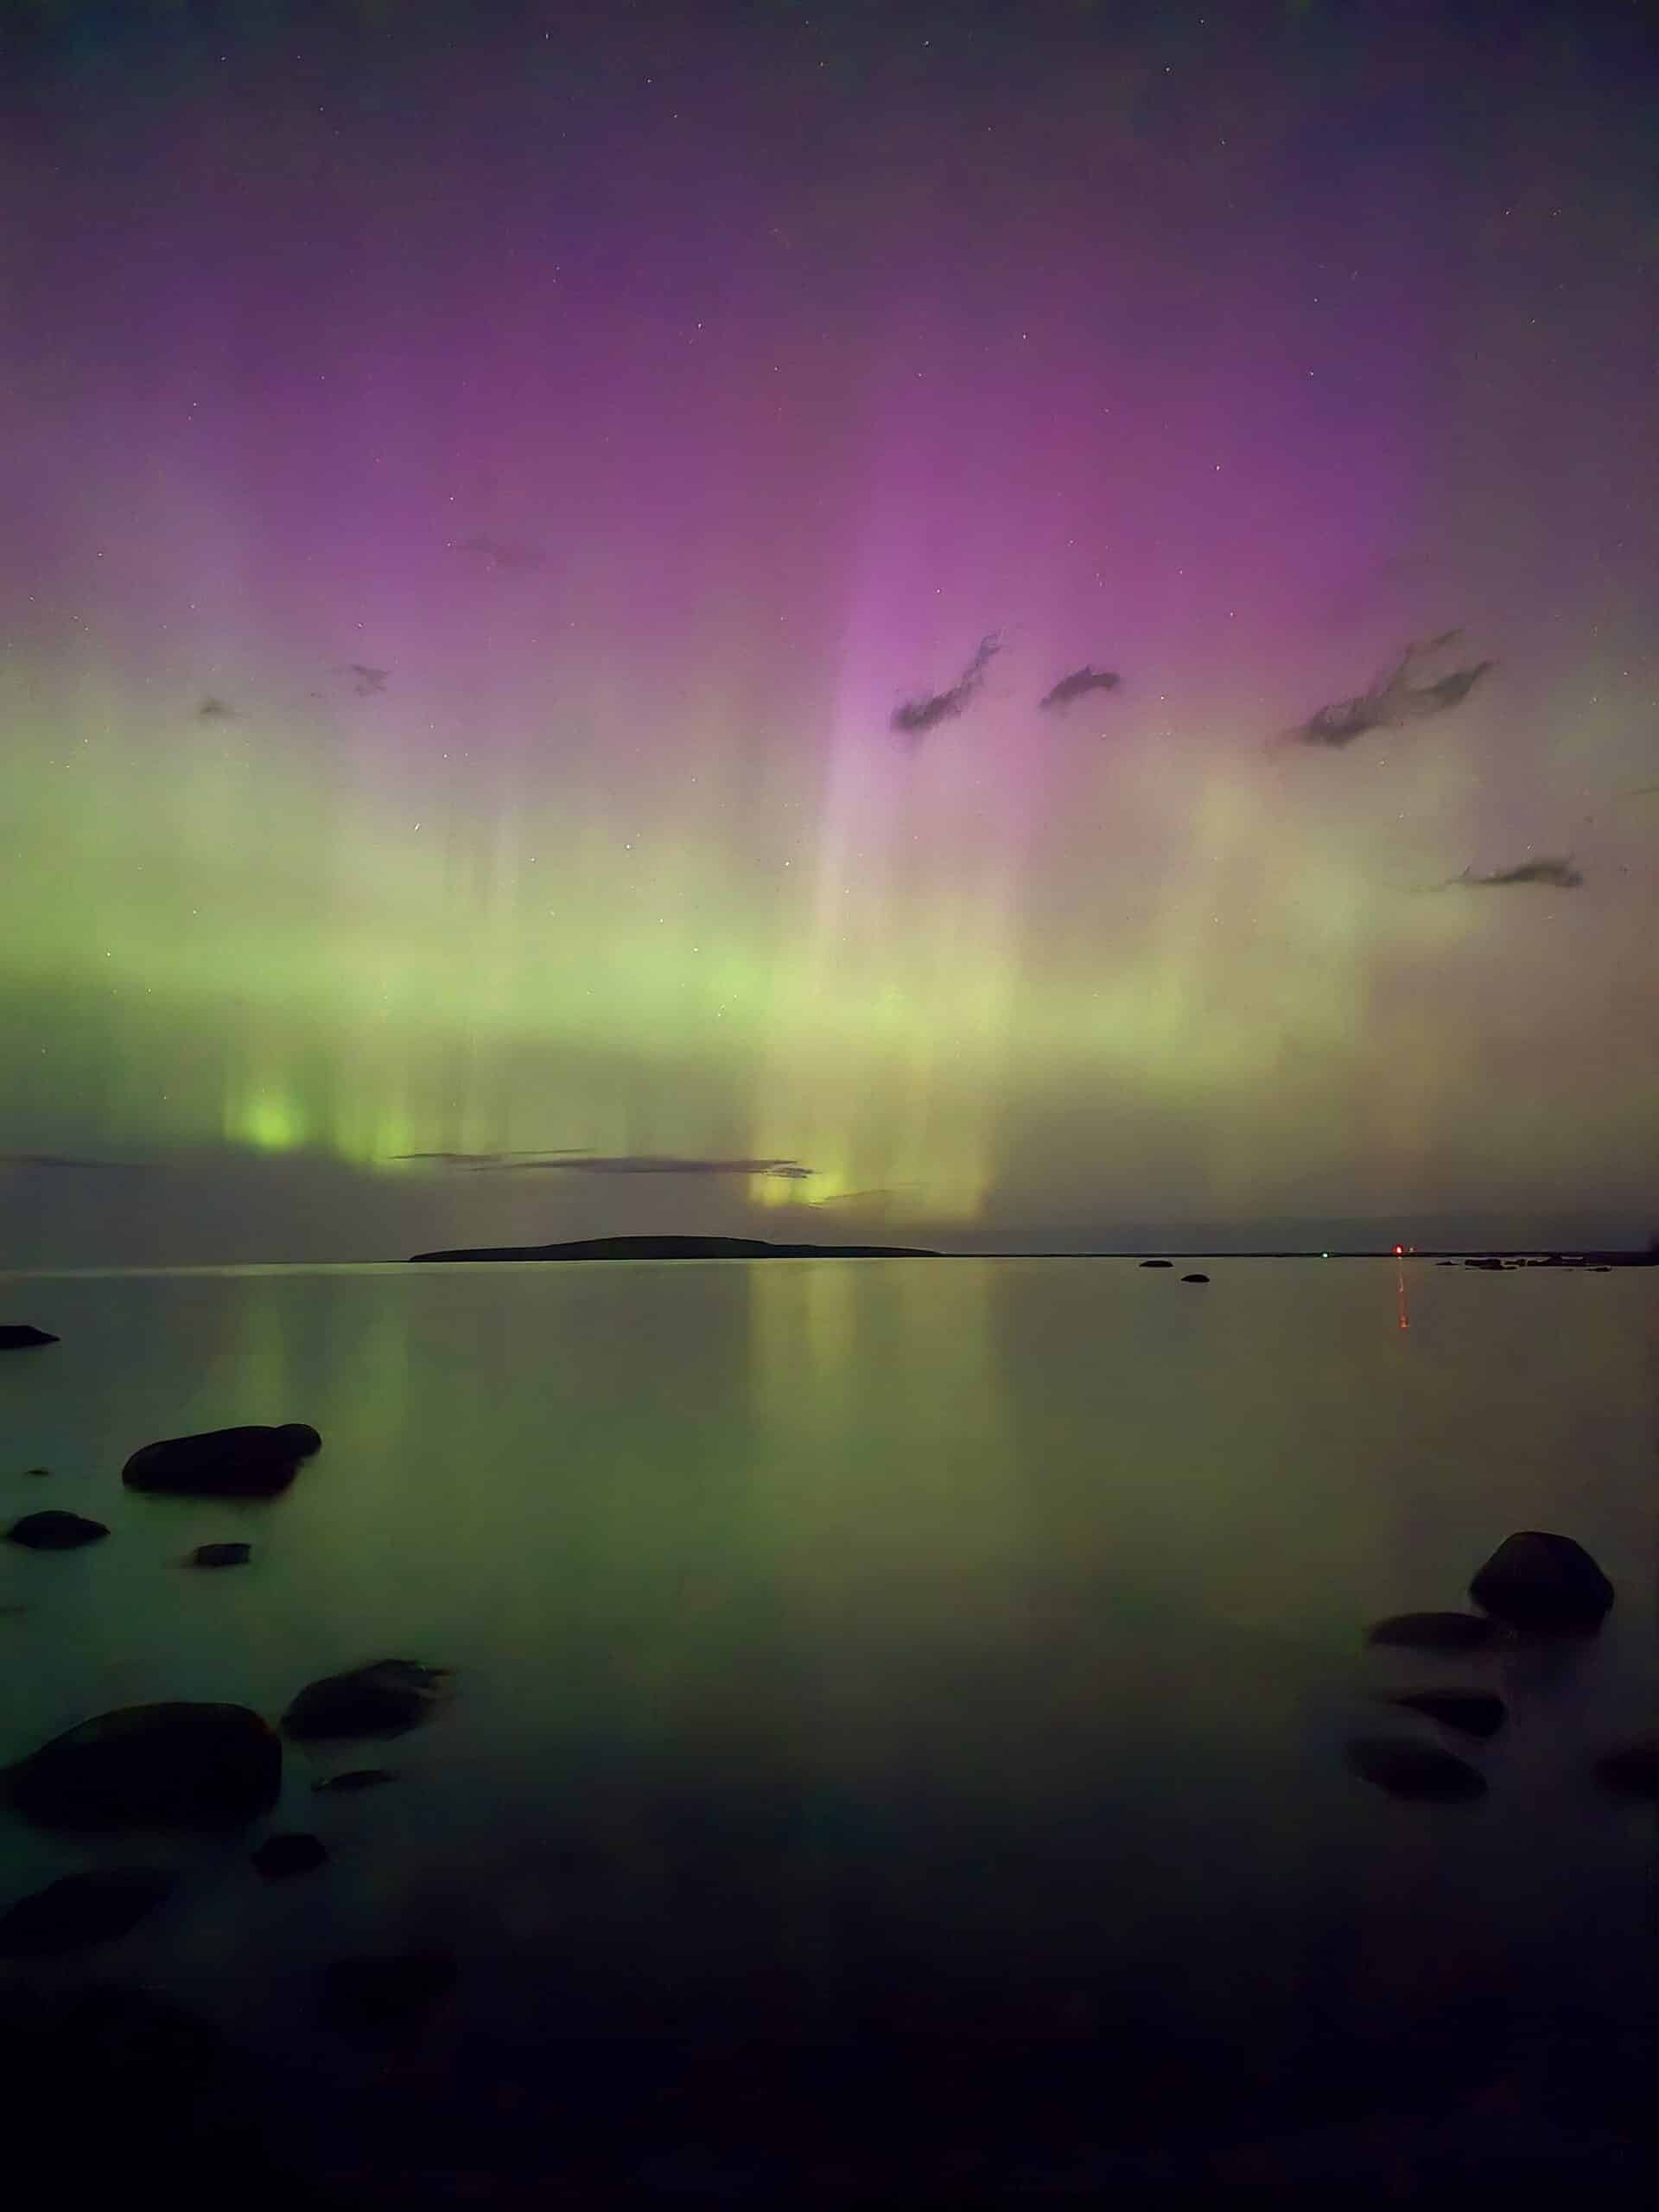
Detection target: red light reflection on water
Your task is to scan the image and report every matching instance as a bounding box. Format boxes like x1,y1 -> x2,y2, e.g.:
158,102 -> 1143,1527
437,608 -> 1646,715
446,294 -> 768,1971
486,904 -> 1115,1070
1396,1255 -> 1410,1331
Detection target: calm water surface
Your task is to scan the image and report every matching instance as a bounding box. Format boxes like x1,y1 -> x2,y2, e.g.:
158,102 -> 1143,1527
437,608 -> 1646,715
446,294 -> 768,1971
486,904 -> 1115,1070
2,1259 -> 1655,2183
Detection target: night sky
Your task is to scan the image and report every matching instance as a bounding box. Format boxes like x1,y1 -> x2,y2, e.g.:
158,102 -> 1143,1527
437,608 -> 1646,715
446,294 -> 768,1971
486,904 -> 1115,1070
3,0 -> 1656,1262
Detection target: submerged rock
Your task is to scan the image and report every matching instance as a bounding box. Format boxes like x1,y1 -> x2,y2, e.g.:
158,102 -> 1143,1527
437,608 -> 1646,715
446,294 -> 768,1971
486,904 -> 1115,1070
187,1541 -> 251,1569
1181,1273 -> 1211,1283
19,1467 -> 52,1478
251,1832 -> 328,1881
6,1510 -> 109,1550
122,1423 -> 321,1499
311,1768 -> 397,1793
282,1659 -> 450,1742
1139,1259 -> 1173,1268
1366,1611 -> 1503,1652
1469,1530 -> 1614,1633
1592,1736 -> 1659,1801
320,1952 -> 457,2038
0,1325 -> 58,1350
1344,1737 -> 1487,1802
0,1868 -> 174,1958
5,1702 -> 282,1833
1382,1689 -> 1506,1739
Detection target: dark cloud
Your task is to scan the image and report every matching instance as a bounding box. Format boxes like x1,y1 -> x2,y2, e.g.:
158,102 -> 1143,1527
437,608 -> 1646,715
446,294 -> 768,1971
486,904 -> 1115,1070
891,632 -> 1001,741
454,533 -> 544,574
387,1150 -> 593,1166
1039,664 -> 1122,713
1286,630 -> 1494,748
386,1150 -> 811,1179
1448,857 -> 1585,889
0,1152 -> 147,1173
337,663 -> 389,697
470,1154 -> 814,1179
196,696 -> 235,720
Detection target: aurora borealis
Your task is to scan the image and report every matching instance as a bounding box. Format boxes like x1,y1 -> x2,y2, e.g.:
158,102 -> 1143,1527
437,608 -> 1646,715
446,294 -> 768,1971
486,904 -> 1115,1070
2,0 -> 1656,1262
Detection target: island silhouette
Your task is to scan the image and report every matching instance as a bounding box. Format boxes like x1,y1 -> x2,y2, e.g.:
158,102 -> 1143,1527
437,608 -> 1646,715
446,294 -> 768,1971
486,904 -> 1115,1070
407,1234 -> 941,1262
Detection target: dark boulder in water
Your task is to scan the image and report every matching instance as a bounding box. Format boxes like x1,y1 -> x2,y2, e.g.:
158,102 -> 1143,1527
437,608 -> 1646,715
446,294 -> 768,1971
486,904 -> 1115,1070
0,1324 -> 57,1350
1592,1736 -> 1659,1801
1382,1688 -> 1506,1738
123,1423 -> 321,1498
1181,1273 -> 1210,1283
1366,1611 -> 1503,1651
1344,1737 -> 1486,1802
320,1952 -> 457,2038
311,1768 -> 397,1793
251,1832 -> 328,1880
1469,1530 -> 1614,1633
282,1659 -> 449,1742
0,1869 -> 174,1958
4,1702 -> 282,1833
188,1541 -> 251,1569
6,1509 -> 108,1549
1139,1259 -> 1173,1268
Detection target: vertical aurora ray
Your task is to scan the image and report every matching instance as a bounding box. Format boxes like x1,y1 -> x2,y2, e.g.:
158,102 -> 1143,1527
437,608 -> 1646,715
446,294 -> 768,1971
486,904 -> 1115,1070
1,3 -> 1655,1260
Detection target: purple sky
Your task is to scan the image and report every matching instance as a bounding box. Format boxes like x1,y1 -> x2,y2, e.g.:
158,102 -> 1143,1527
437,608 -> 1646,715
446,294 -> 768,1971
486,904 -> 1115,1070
2,1 -> 1656,1260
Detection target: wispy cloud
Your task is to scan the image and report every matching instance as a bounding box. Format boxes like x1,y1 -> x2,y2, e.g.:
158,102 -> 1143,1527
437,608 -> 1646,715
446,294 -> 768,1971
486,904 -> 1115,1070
387,1150 -> 593,1166
891,633 -> 1001,741
1039,665 -> 1122,713
337,663 -> 389,698
386,1150 -> 812,1179
197,696 -> 235,720
473,1154 -> 814,1179
0,1152 -> 148,1173
1442,857 -> 1585,889
1285,629 -> 1493,749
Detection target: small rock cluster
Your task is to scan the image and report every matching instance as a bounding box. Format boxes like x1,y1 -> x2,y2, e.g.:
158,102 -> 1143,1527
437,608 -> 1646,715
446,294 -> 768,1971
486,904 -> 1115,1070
2,1370 -> 454,2037
1353,1530 -> 1650,1804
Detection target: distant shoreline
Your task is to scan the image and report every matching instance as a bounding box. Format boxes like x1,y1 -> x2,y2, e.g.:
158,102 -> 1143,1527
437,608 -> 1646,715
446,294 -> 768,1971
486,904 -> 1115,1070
407,1235 -> 1659,1266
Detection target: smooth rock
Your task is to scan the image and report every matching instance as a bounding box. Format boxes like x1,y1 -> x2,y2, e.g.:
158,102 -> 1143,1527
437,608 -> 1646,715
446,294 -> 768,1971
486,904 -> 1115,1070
1139,1259 -> 1173,1269
4,1702 -> 282,1833
0,1869 -> 174,1958
1382,1689 -> 1506,1739
1592,1736 -> 1659,1801
320,1952 -> 457,2037
122,1423 -> 321,1499
311,1768 -> 397,1793
251,1832 -> 328,1880
0,1325 -> 58,1349
188,1541 -> 251,1569
1366,1611 -> 1503,1651
6,1510 -> 109,1550
1344,1737 -> 1487,1802
1181,1273 -> 1210,1283
1469,1530 -> 1615,1634
282,1658 -> 449,1741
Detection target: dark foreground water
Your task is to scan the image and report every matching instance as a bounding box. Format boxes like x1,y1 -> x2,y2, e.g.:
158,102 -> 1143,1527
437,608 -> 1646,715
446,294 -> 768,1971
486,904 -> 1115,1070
2,1259 -> 1656,2202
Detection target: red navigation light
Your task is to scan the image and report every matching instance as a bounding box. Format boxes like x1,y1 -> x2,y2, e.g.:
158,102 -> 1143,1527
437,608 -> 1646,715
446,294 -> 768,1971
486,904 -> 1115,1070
1394,1245 -> 1403,1256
